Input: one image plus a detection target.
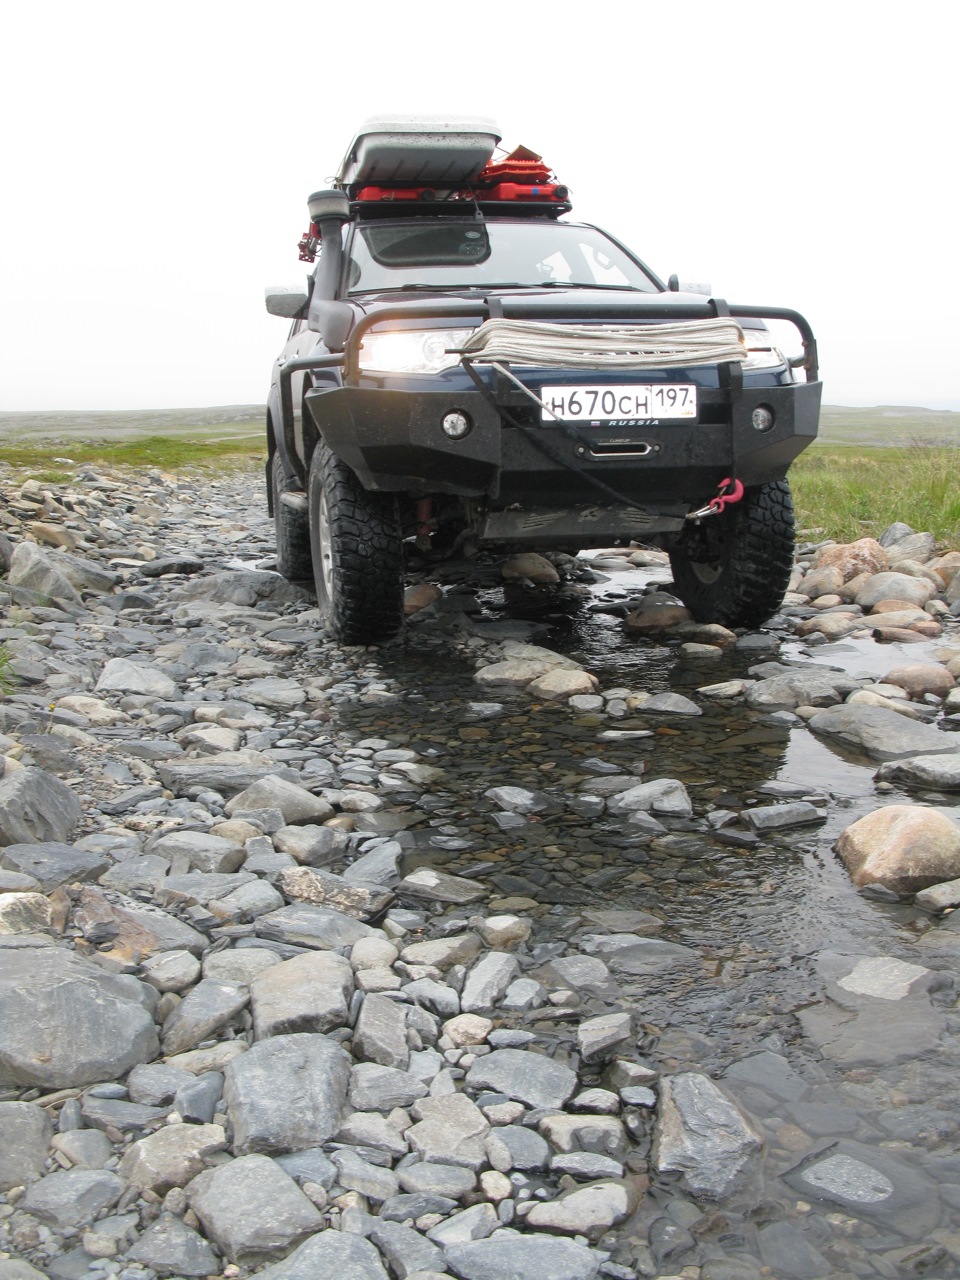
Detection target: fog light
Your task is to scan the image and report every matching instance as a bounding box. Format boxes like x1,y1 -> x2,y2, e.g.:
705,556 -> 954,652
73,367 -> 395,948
751,405 -> 775,432
442,410 -> 472,439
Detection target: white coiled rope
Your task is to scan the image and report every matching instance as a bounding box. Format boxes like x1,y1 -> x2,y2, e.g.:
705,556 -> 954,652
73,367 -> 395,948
459,316 -> 747,369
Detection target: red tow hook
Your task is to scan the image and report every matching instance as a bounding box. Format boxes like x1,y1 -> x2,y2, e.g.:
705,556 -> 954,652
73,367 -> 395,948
687,477 -> 745,521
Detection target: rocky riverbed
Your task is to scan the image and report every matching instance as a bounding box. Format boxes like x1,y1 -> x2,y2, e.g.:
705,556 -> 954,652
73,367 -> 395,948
2,461 -> 960,1280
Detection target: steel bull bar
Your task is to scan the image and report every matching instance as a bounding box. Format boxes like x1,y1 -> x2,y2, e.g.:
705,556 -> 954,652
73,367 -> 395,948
276,299 -> 820,479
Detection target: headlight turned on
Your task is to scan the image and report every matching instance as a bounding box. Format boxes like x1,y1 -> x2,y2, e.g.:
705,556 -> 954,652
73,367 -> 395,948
741,327 -> 787,370
358,328 -> 477,375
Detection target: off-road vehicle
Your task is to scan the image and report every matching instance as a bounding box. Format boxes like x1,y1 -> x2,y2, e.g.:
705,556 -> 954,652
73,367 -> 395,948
265,117 -> 820,643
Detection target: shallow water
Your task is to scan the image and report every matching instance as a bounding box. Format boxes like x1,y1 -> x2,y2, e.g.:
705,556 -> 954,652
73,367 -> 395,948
338,571 -> 960,1276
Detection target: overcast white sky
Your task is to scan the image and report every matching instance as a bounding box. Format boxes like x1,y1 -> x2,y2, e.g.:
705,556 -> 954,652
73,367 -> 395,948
2,1 -> 957,411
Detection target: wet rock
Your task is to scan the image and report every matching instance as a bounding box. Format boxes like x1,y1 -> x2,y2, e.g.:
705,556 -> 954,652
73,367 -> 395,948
0,1102 -> 52,1189
808,704 -> 957,761
187,1152 -> 323,1264
742,802 -> 823,832
465,1048 -> 578,1109
914,876 -> 960,911
637,691 -> 701,715
0,766 -> 82,844
460,952 -> 519,1011
528,667 -> 599,700
538,1114 -> 627,1158
0,947 -> 158,1088
606,777 -> 692,819
223,1032 -> 351,1154
577,1011 -> 633,1063
654,1071 -> 762,1198
744,670 -> 850,711
502,552 -> 560,583
250,950 -> 353,1038
625,602 -> 691,632
19,1168 -> 123,1231
783,1140 -> 938,1229
836,804 -> 960,892
398,866 -> 487,904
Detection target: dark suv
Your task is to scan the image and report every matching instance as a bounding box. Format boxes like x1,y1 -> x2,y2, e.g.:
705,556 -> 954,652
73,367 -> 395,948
265,121 -> 820,643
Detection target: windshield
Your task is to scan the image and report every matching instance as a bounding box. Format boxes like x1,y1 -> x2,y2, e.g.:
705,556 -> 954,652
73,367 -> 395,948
345,219 -> 660,295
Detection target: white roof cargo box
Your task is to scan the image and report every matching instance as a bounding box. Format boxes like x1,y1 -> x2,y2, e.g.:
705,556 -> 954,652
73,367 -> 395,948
337,116 -> 501,188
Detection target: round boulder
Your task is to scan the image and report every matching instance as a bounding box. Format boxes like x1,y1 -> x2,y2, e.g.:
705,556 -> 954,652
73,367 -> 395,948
882,663 -> 956,700
815,538 -> 888,582
836,805 -> 960,893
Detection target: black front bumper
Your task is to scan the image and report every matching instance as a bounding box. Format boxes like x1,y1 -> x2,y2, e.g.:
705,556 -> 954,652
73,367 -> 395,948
305,377 -> 822,507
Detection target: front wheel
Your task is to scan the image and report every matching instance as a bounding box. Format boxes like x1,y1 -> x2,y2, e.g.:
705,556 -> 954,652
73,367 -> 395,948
307,440 -> 404,644
271,454 -> 313,581
668,479 -> 795,629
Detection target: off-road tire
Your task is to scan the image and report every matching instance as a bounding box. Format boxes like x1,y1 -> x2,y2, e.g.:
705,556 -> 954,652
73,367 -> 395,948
272,454 -> 313,581
668,478 -> 795,628
307,439 -> 404,644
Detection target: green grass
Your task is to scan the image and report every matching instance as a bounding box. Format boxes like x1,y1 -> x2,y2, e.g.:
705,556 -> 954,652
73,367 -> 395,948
791,443 -> 960,548
0,433 -> 265,473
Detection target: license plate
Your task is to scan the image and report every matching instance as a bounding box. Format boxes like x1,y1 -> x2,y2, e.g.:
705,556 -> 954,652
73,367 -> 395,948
540,384 -> 697,423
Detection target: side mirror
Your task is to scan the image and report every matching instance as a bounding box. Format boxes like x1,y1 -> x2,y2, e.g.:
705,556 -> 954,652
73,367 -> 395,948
667,274 -> 713,296
265,285 -> 309,318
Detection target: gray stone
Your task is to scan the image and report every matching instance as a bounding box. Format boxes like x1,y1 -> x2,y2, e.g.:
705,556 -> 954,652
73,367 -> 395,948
273,823 -> 348,866
203,947 -> 282,984
427,1202 -> 499,1246
158,759 -> 300,796
0,892 -> 51,935
606,778 -> 692,818
406,1094 -> 490,1169
0,767 -> 82,845
404,977 -> 461,1018
95,657 -> 178,698
856,570 -> 936,608
127,1212 -> 220,1277
278,865 -> 393,920
331,1148 -> 399,1201
524,1179 -> 633,1238
550,1151 -> 625,1179
0,1102 -> 52,1189
251,950 -> 353,1038
483,786 -> 555,814
209,877 -> 285,923
141,949 -> 202,992
398,1161 -> 477,1198
653,1071 -> 762,1197
150,828 -> 245,873
486,1125 -> 550,1172
274,1146 -> 337,1187
187,1152 -> 323,1264
126,1061 -> 194,1105
254,1229 -> 390,1280
101,853 -> 171,894
576,1011 -> 632,1063
636,692 -> 702,715
19,1168 -> 123,1231
756,1221 -> 830,1279
370,1221 -> 444,1278
177,568 -> 308,607
349,1062 -> 429,1111
161,980 -> 249,1055
0,948 -> 158,1089
783,1140 -> 937,1228
7,541 -> 83,604
256,902 -> 378,949
344,840 -> 403,885
353,992 -> 410,1069
223,1032 -> 351,1154
119,1122 -> 226,1194
226,774 -> 330,823
444,1234 -> 601,1280
401,933 -> 482,970
808,704 -> 958,761
337,1110 -> 409,1157
0,842 -> 108,892
380,1191 -> 458,1221
876,753 -> 960,792
465,1048 -> 577,1109
538,1115 -> 627,1158
741,802 -> 824,832
175,1070 -> 224,1123
50,1128 -> 113,1169
915,876 -> 960,911
542,953 -> 611,990
596,937 -> 699,977
460,952 -> 520,1012
397,866 -> 487,904
241,677 -> 308,710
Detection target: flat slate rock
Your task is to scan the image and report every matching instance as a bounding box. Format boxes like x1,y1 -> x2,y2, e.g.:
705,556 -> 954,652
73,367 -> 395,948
465,1048 -> 578,1109
807,705 -> 959,761
445,1233 -> 601,1280
255,903 -> 378,949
